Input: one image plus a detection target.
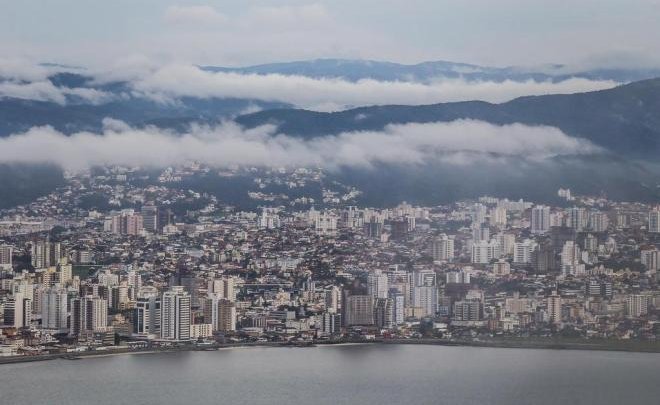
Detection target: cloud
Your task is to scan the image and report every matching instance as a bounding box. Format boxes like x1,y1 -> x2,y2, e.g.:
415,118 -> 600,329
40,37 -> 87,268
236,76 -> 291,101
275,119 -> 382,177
0,58 -> 51,81
0,79 -> 114,105
0,120 -> 601,171
0,57 -> 114,105
241,4 -> 332,29
164,5 -> 228,26
128,65 -> 619,111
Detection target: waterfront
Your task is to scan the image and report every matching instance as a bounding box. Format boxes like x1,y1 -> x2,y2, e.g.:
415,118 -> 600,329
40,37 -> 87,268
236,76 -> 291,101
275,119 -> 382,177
2,345 -> 659,405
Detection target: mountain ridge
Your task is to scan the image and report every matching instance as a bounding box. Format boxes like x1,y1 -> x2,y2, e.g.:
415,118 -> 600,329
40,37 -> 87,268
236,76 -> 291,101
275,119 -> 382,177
235,78 -> 660,160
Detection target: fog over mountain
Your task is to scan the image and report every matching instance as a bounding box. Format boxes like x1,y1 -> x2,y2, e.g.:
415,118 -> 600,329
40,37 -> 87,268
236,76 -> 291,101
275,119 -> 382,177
1,58 -> 660,207
0,120 -> 599,171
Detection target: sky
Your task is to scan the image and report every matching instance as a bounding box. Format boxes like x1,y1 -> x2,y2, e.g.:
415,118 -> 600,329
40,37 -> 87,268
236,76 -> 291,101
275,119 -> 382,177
1,0 -> 660,68
0,1 -> 652,170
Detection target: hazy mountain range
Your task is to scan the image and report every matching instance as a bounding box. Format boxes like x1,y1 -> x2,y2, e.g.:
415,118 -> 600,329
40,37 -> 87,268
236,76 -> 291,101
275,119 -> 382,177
1,59 -> 660,209
202,58 -> 660,83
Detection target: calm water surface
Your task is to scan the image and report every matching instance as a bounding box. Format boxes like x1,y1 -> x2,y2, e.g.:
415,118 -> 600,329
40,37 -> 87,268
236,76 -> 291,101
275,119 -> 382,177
1,345 -> 659,405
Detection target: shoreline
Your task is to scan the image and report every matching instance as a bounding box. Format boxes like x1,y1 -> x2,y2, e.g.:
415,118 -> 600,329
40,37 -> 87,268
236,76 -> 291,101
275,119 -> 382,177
1,338 -> 659,365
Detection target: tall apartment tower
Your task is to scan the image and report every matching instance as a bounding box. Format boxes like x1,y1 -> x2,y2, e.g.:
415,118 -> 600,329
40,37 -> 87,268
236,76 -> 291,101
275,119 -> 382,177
649,208 -> 660,233
207,276 -> 235,302
205,295 -> 236,333
86,296 -> 108,332
41,285 -> 69,332
367,270 -> 389,299
567,207 -> 588,232
133,296 -> 161,338
70,295 -> 108,338
0,244 -> 12,271
546,292 -> 562,324
531,205 -> 551,235
344,295 -> 374,326
161,286 -> 191,341
432,234 -> 455,262
30,241 -> 64,269
3,293 -> 30,328
140,204 -> 159,233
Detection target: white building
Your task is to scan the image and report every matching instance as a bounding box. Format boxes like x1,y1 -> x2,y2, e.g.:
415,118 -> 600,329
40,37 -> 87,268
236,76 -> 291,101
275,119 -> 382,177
514,239 -> 537,264
133,296 -> 161,338
0,244 -> 12,271
432,234 -> 455,262
626,295 -> 649,317
531,205 -> 550,235
367,270 -> 389,299
471,240 -> 500,264
161,286 -> 191,341
42,285 -> 68,332
546,292 -> 562,324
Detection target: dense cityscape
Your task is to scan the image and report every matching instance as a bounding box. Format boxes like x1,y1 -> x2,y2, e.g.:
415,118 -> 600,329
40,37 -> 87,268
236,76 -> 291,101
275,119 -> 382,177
1,164 -> 659,359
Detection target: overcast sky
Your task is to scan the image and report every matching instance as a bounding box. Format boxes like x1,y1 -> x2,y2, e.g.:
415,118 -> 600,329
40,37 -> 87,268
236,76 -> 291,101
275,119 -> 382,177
1,0 -> 660,68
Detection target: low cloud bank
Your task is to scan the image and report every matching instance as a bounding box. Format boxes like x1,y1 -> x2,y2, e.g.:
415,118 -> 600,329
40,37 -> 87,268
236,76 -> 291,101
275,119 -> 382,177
0,80 -> 113,105
1,58 -> 619,110
0,57 -> 113,105
130,65 -> 619,111
0,119 -> 601,171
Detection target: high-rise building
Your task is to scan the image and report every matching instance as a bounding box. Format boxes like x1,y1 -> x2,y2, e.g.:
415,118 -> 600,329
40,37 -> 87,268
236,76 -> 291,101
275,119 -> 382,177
158,208 -> 173,232
546,292 -> 562,324
471,240 -> 500,264
258,208 -> 281,229
489,207 -> 507,228
412,285 -> 437,317
514,239 -> 537,264
531,205 -> 551,235
649,208 -> 660,233
161,286 -> 191,341
344,295 -> 374,326
367,270 -> 388,299
492,259 -> 511,276
72,296 -> 108,337
472,224 -> 490,242
586,279 -> 613,299
0,244 -> 12,271
388,289 -> 405,325
205,295 -> 236,333
626,295 -> 649,317
532,240 -> 556,274
133,296 -> 161,338
84,296 -> 108,332
208,276 -> 236,302
324,286 -> 341,313
315,213 -> 338,236
105,210 -> 144,235
110,284 -> 130,311
373,298 -> 394,329
364,220 -> 383,238
496,233 -> 515,256
56,261 -> 73,286
140,204 -> 159,233
567,207 -> 588,232
432,234 -> 455,262
640,249 -> 659,272
588,211 -> 609,232
41,285 -> 68,332
446,269 -> 471,284
3,293 -> 27,328
30,241 -> 64,269
320,312 -> 341,336
472,203 -> 487,225
453,300 -> 482,321
389,219 -> 409,240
